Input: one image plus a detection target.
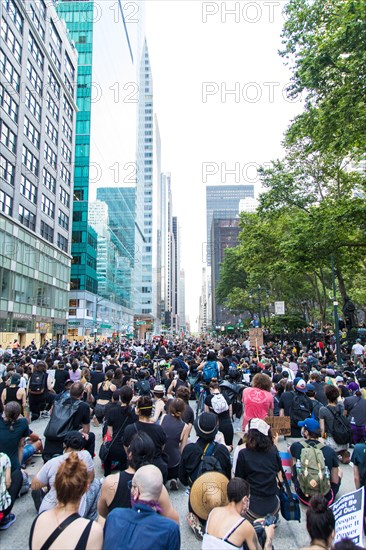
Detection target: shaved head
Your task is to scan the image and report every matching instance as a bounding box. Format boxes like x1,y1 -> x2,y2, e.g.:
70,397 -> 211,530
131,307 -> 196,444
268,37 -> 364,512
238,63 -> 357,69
133,465 -> 163,501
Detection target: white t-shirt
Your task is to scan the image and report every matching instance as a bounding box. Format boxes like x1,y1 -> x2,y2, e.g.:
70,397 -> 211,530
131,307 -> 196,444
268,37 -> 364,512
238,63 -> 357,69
37,450 -> 94,515
352,343 -> 364,356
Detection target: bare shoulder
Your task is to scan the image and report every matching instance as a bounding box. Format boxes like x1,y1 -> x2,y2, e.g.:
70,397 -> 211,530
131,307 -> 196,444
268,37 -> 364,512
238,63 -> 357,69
87,521 -> 103,550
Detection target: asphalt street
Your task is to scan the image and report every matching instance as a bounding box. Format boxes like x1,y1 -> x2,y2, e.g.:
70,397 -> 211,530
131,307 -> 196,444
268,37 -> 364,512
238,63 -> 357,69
0,408 -> 363,550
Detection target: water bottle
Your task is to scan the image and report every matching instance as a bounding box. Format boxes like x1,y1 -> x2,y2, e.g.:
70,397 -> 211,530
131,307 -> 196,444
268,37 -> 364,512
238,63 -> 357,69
296,459 -> 301,476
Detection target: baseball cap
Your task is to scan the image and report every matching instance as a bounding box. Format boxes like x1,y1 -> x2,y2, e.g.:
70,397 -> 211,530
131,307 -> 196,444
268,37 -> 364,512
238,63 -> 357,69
335,376 -> 344,383
298,418 -> 321,434
245,418 -> 270,436
294,378 -> 307,393
305,383 -> 315,391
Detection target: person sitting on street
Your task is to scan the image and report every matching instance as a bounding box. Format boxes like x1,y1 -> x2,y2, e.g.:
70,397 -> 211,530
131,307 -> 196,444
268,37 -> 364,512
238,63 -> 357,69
290,417 -> 341,506
202,477 -> 275,550
29,452 -> 103,550
300,495 -> 335,550
102,465 -> 180,550
32,431 -> 100,519
179,412 -> 231,540
43,382 -> 95,461
319,384 -> 350,464
98,431 -> 179,523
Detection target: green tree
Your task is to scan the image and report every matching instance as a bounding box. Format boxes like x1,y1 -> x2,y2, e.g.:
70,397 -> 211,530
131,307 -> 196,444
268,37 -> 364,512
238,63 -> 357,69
281,0 -> 366,155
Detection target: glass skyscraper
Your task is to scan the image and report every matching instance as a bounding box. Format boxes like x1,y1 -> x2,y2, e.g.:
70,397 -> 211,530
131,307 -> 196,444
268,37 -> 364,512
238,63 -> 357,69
55,1 -> 98,296
97,187 -> 135,310
134,38 -> 154,317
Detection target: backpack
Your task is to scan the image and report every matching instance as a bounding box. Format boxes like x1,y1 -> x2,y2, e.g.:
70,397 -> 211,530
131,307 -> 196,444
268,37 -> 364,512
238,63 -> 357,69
211,393 -> 229,414
290,393 -> 312,427
297,441 -> 330,497
203,361 -> 219,382
177,357 -> 189,372
189,442 -> 223,484
137,380 -> 151,397
44,397 -> 81,441
326,406 -> 352,445
29,371 -> 46,394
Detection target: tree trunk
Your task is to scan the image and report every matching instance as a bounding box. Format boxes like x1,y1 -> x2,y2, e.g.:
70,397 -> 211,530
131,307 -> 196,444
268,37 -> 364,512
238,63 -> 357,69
335,266 -> 347,304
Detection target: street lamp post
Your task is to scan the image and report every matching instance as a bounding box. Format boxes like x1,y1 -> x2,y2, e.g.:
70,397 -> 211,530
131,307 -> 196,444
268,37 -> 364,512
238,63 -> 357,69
257,284 -> 262,328
331,255 -> 342,366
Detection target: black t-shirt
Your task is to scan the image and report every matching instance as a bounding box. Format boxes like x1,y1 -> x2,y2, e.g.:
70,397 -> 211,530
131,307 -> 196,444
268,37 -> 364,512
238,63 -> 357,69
310,381 -> 327,405
106,405 -> 137,444
235,446 -> 282,499
54,370 -> 69,394
182,403 -> 194,425
123,421 -> 166,458
90,371 -> 105,396
278,391 -> 294,415
0,417 -> 30,471
221,357 -> 230,376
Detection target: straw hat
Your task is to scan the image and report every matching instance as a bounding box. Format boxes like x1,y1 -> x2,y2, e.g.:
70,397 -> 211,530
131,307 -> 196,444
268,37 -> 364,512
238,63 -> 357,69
189,472 -> 229,520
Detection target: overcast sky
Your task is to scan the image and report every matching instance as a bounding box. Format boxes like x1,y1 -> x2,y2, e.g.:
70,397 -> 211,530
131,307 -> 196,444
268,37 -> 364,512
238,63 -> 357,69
145,1 -> 303,329
90,1 -> 303,331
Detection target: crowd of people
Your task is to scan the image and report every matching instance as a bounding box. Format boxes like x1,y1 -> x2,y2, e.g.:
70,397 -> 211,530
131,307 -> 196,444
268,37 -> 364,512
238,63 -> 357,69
0,334 -> 366,549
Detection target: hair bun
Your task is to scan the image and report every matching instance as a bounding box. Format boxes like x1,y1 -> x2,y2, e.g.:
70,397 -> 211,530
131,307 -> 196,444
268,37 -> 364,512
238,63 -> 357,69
309,495 -> 328,513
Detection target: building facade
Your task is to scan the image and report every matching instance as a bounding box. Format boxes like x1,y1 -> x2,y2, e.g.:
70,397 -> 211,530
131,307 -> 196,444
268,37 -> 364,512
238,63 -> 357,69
0,0 -> 78,346
211,218 -> 241,326
134,39 -> 154,321
206,184 -> 255,327
96,187 -> 135,311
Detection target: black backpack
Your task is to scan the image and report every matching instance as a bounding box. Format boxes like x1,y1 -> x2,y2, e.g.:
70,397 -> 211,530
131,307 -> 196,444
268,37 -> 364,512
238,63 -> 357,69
290,393 -> 312,427
327,406 -> 352,445
29,371 -> 46,394
44,397 -> 81,441
189,442 -> 223,484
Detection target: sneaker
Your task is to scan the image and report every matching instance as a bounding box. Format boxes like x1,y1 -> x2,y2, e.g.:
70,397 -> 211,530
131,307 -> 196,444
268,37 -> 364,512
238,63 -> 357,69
0,513 -> 16,530
170,479 -> 178,491
40,411 -> 50,418
186,512 -> 204,541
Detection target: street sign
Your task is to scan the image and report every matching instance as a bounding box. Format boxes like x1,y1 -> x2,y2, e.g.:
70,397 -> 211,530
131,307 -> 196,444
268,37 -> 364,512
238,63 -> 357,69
136,321 -> 146,326
275,301 -> 285,315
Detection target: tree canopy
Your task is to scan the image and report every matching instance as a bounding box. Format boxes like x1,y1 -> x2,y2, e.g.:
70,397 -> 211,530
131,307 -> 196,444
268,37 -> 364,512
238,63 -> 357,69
216,0 -> 366,330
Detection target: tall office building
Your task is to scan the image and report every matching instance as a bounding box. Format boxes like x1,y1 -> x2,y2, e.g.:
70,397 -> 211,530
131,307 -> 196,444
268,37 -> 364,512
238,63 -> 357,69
179,269 -> 186,331
134,38 -> 155,328
206,185 -> 255,327
97,187 -> 135,311
206,185 -> 254,265
88,200 -> 134,335
0,0 -> 78,346
56,0 -> 98,296
56,0 -> 138,338
171,216 -> 180,331
198,267 -> 208,334
157,172 -> 170,329
211,218 -> 241,325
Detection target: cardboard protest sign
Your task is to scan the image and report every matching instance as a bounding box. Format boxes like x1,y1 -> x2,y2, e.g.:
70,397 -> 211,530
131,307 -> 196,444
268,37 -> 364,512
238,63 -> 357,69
249,328 -> 263,348
331,487 -> 364,547
264,416 -> 291,436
